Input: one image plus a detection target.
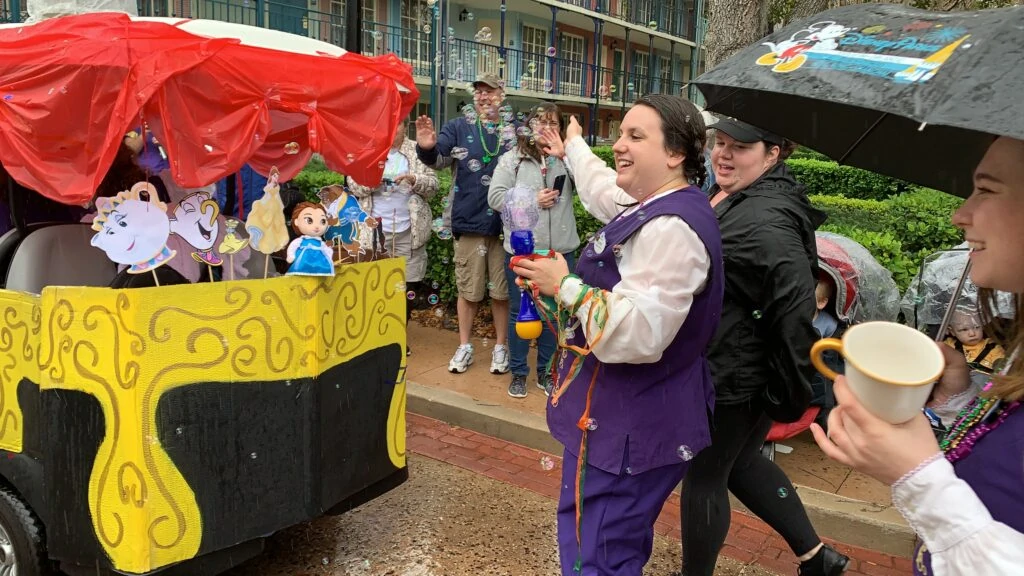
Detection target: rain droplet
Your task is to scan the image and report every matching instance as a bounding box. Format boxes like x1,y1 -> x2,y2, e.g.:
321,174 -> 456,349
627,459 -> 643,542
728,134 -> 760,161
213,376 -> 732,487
677,445 -> 694,461
752,310 -> 763,319
428,294 -> 439,305
406,290 -> 416,300
546,46 -> 557,57
540,456 -> 555,471
452,147 -> 470,160
777,487 -> 789,498
481,175 -> 492,186
468,159 -> 483,172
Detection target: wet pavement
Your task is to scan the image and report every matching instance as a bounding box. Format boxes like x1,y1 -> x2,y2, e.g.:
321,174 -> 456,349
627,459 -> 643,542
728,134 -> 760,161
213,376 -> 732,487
225,455 -> 780,576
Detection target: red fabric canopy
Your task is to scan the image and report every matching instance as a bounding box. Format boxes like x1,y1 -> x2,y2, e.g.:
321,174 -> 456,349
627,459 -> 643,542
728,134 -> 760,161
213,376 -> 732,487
0,13 -> 419,205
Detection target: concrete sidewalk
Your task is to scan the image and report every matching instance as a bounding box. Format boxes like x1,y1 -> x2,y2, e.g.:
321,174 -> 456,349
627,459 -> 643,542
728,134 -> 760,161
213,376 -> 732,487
404,321 -> 916,558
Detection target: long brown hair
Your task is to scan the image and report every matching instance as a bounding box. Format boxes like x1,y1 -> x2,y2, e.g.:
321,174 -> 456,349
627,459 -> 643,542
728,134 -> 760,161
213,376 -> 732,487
980,289 -> 1024,401
520,102 -> 564,163
291,202 -> 328,236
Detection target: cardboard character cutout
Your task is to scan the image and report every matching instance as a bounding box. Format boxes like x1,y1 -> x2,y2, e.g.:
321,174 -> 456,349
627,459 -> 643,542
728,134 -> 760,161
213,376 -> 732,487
318,184 -> 375,247
245,167 -> 289,255
169,191 -> 223,266
91,182 -> 176,273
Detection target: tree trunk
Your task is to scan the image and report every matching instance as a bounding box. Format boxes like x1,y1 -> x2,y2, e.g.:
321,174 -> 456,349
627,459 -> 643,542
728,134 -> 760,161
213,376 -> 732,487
790,0 -> 831,20
705,0 -> 769,68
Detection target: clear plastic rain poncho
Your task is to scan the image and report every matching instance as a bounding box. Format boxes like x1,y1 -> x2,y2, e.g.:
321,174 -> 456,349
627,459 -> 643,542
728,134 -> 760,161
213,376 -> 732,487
816,231 -> 901,323
900,242 -> 1016,332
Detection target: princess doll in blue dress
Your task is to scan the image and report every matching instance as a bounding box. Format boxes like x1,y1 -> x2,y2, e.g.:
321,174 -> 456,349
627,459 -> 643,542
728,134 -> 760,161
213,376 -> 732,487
286,202 -> 335,277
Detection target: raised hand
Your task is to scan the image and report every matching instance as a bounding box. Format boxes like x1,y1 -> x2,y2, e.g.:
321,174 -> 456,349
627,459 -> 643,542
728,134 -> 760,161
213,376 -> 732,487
566,115 -> 583,141
415,115 -> 437,150
539,127 -> 566,159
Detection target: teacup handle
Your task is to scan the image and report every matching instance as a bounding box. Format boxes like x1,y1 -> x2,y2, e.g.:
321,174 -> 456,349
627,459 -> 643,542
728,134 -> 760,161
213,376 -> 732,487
810,338 -> 844,381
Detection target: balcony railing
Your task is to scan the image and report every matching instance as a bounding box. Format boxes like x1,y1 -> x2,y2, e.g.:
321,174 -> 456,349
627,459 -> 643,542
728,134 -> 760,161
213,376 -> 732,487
131,3 -> 691,104
548,0 -> 694,41
1,0 -> 26,23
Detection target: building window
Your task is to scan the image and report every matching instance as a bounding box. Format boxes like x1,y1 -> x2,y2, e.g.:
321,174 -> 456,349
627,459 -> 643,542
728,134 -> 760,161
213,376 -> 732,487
521,25 -> 549,92
659,55 -> 672,93
398,0 -> 432,72
632,51 -> 649,96
636,0 -> 654,26
558,33 -> 585,96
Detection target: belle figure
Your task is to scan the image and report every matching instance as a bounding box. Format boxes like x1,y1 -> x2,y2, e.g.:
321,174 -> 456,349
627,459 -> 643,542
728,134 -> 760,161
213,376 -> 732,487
286,202 -> 335,277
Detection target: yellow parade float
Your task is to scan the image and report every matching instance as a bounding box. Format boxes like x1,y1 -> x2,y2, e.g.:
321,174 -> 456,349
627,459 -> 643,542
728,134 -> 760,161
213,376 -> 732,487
0,9 -> 416,576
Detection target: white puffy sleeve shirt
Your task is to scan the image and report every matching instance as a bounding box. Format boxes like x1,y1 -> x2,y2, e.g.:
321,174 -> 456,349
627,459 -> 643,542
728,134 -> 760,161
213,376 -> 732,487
555,136 -> 710,365
893,455 -> 1024,574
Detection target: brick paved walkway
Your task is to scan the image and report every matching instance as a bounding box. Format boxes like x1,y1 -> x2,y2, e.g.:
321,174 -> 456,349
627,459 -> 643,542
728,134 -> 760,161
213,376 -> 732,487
407,413 -> 913,576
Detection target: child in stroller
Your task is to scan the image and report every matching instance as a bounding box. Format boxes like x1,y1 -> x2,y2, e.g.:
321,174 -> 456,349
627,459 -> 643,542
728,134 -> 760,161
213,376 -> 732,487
762,235 -> 857,460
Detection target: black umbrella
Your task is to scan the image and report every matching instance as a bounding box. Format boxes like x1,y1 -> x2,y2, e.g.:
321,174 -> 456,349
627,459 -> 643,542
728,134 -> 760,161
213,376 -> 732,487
694,3 -> 1024,198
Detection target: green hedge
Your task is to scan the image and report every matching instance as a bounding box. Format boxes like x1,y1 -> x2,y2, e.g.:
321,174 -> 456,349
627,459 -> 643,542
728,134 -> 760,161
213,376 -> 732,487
787,158 -> 913,201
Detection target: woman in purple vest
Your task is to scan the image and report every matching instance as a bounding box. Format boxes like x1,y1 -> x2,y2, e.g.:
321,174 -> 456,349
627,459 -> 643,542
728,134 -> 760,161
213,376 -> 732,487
812,136 -> 1024,573
515,95 -> 724,575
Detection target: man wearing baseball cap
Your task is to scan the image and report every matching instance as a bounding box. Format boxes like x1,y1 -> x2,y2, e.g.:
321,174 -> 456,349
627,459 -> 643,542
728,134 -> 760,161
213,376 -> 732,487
414,74 -> 512,376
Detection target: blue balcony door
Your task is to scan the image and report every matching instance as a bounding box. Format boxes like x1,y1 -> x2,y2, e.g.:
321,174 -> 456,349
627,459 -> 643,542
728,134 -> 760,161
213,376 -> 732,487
612,49 -> 624,99
268,0 -> 308,36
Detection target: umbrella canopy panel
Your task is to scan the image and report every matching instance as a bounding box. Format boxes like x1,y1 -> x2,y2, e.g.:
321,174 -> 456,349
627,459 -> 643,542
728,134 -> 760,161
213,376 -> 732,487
0,13 -> 419,205
695,4 -> 1024,198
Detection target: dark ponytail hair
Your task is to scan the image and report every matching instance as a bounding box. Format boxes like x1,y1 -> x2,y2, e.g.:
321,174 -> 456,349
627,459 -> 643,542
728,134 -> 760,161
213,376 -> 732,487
633,94 -> 708,188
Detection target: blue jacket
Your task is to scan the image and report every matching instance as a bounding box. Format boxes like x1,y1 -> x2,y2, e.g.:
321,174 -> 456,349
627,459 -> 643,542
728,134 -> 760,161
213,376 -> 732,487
215,164 -> 269,220
416,118 -> 503,237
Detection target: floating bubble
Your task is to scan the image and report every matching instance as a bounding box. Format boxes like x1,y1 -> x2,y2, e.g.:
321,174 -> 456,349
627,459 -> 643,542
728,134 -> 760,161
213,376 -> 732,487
283,142 -> 300,155
474,27 -> 493,42
431,217 -> 445,232
426,0 -> 436,6
598,86 -> 609,97
466,11 -> 474,20
447,26 -> 454,36
610,84 -> 617,93
500,4 -> 506,12
627,81 -> 635,91
321,557 -> 330,566
585,418 -> 598,431
648,21 -> 658,30
373,30 -> 383,39
250,452 -> 257,459
677,445 -> 694,461
777,487 -> 789,498
497,57 -> 506,67
428,294 -> 440,305
422,24 -> 431,33
516,126 -> 532,137
467,135 -> 475,144
432,282 -> 439,289
752,310 -> 763,319
546,46 -> 557,57
485,208 -> 494,216
527,62 -> 537,74
468,159 -> 483,172
437,229 -> 452,240
442,257 -> 449,264
540,456 -> 555,471
543,79 -> 553,92
452,147 -> 470,160
477,244 -> 488,256
406,290 -> 417,300
481,175 -> 492,186
378,160 -> 386,169
612,244 -> 623,258
433,307 -> 444,317
346,153 -> 356,163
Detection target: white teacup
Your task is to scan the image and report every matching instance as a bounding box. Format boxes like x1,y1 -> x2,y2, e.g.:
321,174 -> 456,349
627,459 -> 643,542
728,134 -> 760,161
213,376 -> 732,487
810,321 -> 945,424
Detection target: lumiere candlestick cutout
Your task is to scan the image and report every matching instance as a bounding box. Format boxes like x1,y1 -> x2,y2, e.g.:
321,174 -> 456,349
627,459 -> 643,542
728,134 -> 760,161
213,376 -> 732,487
245,167 -> 290,278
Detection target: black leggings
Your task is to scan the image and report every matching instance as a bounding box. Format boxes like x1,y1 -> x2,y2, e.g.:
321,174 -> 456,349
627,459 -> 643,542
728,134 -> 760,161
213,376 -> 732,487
681,400 -> 820,576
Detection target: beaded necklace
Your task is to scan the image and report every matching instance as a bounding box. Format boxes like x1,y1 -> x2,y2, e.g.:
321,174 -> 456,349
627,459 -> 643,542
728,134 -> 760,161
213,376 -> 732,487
477,117 -> 502,164
940,393 -> 1021,464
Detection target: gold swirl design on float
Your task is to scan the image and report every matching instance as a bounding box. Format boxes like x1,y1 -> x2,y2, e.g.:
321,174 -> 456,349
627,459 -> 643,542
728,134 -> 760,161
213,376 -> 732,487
0,292 -> 39,452
1,260 -> 408,572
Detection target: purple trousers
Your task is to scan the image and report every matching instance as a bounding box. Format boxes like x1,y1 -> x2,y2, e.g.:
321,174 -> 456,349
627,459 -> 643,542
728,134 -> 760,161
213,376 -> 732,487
557,448 -> 687,575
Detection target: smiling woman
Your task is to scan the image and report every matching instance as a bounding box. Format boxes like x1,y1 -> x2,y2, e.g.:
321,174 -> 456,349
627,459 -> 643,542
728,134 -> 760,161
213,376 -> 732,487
514,95 -> 723,576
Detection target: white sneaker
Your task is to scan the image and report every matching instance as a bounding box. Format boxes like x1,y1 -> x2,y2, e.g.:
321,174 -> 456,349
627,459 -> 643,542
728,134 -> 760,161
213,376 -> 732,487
448,344 -> 474,373
490,344 -> 510,374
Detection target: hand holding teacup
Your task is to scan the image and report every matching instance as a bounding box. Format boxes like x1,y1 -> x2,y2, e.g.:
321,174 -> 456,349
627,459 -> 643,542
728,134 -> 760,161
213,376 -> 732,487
810,321 -> 945,424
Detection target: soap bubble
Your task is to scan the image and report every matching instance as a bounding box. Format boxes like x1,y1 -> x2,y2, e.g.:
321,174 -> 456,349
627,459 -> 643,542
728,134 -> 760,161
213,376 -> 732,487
677,445 -> 694,461
543,79 -> 553,92
474,27 -> 492,42
406,290 -> 416,300
428,294 -> 439,305
468,159 -> 483,172
481,175 -> 492,186
422,24 -> 431,33
546,46 -> 557,57
283,142 -> 300,155
452,147 -> 470,160
540,456 -> 555,471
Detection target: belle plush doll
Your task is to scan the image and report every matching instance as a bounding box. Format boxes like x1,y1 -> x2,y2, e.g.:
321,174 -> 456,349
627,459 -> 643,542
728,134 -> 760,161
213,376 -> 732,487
286,202 -> 335,277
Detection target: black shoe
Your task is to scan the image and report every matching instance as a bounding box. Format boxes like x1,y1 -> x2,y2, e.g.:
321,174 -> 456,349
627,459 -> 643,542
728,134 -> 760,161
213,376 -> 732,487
507,374 -> 528,398
798,544 -> 849,576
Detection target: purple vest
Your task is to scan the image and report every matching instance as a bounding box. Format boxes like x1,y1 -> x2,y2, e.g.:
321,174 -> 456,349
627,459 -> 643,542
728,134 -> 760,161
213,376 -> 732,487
547,186 -> 724,475
913,406 -> 1024,574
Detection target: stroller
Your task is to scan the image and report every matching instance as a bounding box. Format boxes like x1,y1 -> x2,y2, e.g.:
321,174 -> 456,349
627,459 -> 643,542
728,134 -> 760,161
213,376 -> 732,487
761,232 -> 900,461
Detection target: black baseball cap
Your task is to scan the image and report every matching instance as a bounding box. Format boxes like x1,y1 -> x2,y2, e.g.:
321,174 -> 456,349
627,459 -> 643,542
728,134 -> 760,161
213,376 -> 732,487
713,117 -> 784,147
